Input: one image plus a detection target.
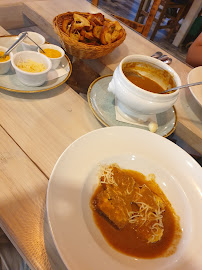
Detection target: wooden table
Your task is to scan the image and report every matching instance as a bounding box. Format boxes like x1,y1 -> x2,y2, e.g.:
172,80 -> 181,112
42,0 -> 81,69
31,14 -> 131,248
0,0 -> 201,269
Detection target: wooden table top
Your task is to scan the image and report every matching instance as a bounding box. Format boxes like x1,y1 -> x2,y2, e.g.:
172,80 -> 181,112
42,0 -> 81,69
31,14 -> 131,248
0,0 -> 201,269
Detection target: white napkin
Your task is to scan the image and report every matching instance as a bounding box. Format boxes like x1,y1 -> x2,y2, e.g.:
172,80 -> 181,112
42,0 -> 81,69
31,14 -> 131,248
115,99 -> 158,132
47,66 -> 69,81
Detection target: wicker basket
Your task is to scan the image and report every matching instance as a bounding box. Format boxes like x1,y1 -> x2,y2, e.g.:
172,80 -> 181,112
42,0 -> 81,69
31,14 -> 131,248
53,12 -> 126,59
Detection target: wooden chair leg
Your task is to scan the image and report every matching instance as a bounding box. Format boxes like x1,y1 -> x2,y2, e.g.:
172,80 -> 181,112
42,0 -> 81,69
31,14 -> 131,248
150,2 -> 168,40
142,0 -> 161,37
92,0 -> 99,6
135,0 -> 146,23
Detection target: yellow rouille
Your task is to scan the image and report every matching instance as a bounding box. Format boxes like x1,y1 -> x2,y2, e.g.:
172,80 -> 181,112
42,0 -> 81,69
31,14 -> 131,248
41,48 -> 61,58
0,51 -> 10,62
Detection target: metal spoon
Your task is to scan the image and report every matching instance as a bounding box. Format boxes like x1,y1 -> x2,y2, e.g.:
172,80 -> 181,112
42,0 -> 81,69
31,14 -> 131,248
158,55 -> 169,61
151,51 -> 163,58
0,32 -> 27,58
160,81 -> 202,94
158,55 -> 172,65
24,34 -> 45,53
163,57 -> 172,65
151,52 -> 172,65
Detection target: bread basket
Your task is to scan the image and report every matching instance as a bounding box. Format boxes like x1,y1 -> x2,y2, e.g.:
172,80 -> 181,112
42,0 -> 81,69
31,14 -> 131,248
53,12 -> 126,59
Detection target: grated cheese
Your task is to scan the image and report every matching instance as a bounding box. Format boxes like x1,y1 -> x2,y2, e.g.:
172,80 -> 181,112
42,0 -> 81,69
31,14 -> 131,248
128,198 -> 165,243
98,164 -> 118,186
17,59 -> 46,73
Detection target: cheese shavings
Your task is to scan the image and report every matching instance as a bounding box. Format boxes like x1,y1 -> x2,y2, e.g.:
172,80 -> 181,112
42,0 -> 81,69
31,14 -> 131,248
98,164 -> 117,186
17,59 -> 46,73
128,197 -> 165,243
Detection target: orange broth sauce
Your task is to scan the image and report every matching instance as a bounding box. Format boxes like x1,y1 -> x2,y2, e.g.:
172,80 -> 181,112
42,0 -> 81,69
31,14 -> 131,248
91,169 -> 182,258
125,74 -> 164,94
122,62 -> 176,94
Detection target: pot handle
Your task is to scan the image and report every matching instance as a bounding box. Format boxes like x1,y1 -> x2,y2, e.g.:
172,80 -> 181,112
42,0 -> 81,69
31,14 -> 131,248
108,78 -> 115,94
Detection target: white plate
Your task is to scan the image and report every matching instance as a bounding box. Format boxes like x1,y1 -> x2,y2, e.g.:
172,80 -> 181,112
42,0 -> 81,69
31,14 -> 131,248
0,36 -> 72,93
188,66 -> 202,107
47,127 -> 202,270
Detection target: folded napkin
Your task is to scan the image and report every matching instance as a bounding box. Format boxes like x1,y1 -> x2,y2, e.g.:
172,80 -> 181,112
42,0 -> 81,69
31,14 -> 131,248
115,99 -> 158,132
47,66 -> 70,81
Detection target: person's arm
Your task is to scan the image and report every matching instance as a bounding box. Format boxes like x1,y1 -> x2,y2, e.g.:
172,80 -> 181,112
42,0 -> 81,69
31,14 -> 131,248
186,33 -> 202,67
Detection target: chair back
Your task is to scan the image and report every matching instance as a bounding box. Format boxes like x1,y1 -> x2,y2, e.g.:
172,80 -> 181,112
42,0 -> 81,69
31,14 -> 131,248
113,0 -> 161,37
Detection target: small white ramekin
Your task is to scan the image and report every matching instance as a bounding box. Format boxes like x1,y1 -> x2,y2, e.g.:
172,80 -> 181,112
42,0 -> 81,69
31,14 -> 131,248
38,44 -> 65,69
0,46 -> 13,75
20,31 -> 45,51
11,51 -> 52,86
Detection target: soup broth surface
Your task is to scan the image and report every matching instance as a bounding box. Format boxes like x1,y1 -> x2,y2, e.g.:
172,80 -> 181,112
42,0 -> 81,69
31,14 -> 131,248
122,62 -> 176,94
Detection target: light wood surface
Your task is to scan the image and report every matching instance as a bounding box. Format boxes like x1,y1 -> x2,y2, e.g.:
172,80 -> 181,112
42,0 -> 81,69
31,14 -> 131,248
0,1 -> 201,270
0,25 -> 102,270
0,26 -> 9,36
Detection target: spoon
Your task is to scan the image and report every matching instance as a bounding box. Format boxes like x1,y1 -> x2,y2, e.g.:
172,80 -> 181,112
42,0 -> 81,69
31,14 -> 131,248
163,57 -> 172,65
158,55 -> 172,65
151,51 -> 163,58
0,32 -> 27,58
160,81 -> 202,94
24,34 -> 45,53
151,52 -> 172,65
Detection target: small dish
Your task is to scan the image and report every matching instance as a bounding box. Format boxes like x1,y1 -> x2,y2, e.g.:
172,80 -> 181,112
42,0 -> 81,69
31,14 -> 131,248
38,44 -> 65,69
87,75 -> 177,137
20,31 -> 45,51
187,66 -> 202,107
11,51 -> 52,86
0,35 -> 72,92
0,46 -> 13,74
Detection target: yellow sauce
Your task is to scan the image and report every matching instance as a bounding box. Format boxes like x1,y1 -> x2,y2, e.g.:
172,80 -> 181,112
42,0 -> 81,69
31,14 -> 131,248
0,51 -> 10,62
40,48 -> 61,58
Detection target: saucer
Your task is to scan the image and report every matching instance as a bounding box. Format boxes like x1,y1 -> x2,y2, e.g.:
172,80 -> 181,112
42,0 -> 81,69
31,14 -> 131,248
0,36 -> 72,93
87,75 -> 177,137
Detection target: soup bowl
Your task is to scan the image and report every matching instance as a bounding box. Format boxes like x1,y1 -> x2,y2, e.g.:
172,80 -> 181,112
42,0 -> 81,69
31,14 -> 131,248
108,55 -> 181,121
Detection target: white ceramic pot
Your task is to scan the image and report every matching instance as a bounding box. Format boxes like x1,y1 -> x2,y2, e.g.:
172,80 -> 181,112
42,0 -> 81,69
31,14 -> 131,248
0,46 -> 13,75
108,55 -> 181,120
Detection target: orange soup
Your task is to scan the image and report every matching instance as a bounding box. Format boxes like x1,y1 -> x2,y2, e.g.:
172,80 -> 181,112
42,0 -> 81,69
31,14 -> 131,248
91,164 -> 182,258
122,62 -> 176,94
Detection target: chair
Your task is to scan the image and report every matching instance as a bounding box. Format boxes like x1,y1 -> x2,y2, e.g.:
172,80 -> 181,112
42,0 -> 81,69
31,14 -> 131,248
135,0 -> 191,41
112,0 -> 161,37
